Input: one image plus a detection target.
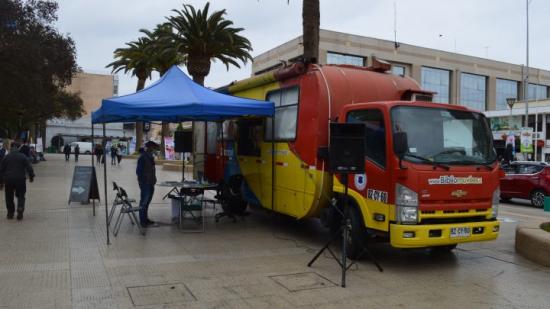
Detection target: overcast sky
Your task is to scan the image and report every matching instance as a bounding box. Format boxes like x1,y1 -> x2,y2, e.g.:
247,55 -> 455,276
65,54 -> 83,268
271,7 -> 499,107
54,0 -> 550,96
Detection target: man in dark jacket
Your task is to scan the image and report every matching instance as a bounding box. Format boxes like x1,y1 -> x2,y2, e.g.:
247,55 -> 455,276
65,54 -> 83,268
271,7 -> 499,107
63,144 -> 71,161
0,143 -> 35,220
136,141 -> 158,227
74,144 -> 80,162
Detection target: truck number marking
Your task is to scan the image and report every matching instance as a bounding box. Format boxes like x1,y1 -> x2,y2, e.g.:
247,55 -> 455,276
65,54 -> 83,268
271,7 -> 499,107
367,189 -> 388,203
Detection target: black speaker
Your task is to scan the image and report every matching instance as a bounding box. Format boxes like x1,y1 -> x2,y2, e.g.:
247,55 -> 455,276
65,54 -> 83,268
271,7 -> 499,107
174,131 -> 193,153
329,123 -> 365,173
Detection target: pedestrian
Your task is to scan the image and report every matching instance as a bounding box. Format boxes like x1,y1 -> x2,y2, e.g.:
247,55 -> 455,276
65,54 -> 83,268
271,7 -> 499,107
136,141 -> 158,228
0,142 -> 35,220
74,144 -> 80,162
0,143 -> 6,164
63,144 -> 71,161
110,145 -> 117,165
93,144 -> 102,164
116,146 -> 122,165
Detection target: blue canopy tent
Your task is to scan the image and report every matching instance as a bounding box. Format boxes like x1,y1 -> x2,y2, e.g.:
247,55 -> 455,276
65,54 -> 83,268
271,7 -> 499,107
90,65 -> 274,243
92,65 -> 274,123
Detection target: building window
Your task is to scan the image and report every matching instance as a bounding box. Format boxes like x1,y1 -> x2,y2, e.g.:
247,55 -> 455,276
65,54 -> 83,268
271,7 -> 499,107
113,75 -> 119,96
496,79 -> 519,110
326,52 -> 365,66
265,86 -> 300,140
460,73 -> 487,111
392,65 -> 406,77
528,83 -> 549,100
346,109 -> 386,168
421,67 -> 450,103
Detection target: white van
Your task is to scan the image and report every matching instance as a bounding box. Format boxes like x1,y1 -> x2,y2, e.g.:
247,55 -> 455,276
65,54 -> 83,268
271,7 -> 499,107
70,142 -> 92,154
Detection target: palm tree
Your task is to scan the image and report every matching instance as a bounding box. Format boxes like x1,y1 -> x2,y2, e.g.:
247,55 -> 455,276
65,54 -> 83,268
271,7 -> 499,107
167,2 -> 252,85
168,2 -> 252,175
140,23 -> 186,158
302,0 -> 319,63
106,38 -> 154,152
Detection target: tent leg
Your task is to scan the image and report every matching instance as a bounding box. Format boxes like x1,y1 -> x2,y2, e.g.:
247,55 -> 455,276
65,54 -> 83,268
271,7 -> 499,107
220,121 -> 224,181
103,123 -> 110,245
271,116 -> 275,211
92,123 -> 95,216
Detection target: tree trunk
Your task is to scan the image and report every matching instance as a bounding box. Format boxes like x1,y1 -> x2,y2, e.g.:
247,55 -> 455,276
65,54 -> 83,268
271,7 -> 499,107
160,123 -> 169,159
302,0 -> 320,64
134,77 -> 147,151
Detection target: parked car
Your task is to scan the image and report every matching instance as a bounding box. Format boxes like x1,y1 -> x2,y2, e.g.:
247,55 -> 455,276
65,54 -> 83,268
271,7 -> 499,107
500,161 -> 550,207
70,142 -> 92,154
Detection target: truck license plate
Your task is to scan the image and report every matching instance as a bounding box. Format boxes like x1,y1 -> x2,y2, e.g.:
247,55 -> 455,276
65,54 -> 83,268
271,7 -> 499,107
450,227 -> 471,238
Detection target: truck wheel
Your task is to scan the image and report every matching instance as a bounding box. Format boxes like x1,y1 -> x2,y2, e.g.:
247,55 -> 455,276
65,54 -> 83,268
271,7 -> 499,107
530,189 -> 545,208
344,206 -> 366,260
500,197 -> 511,203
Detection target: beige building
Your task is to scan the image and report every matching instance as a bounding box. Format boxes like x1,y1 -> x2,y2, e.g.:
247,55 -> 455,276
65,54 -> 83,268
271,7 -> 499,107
252,29 -> 550,112
66,72 -> 119,115
46,72 -> 129,149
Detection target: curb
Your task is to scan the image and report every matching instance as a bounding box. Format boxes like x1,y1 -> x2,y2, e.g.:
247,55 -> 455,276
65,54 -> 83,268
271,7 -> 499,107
515,223 -> 550,267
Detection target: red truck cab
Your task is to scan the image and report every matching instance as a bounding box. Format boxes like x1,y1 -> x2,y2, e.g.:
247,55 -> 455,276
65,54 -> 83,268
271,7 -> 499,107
333,101 -> 500,252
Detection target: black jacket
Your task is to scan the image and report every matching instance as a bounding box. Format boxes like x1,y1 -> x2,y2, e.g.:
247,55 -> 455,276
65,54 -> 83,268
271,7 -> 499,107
136,151 -> 156,185
0,151 -> 35,184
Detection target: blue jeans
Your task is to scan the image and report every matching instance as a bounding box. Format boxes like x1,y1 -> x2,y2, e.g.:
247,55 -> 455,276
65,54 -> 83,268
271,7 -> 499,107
138,183 -> 154,225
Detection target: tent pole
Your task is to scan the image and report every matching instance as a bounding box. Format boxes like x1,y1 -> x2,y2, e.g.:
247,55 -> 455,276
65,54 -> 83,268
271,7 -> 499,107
271,116 -> 275,211
220,121 -> 224,182
92,122 -> 95,216
103,123 -> 110,245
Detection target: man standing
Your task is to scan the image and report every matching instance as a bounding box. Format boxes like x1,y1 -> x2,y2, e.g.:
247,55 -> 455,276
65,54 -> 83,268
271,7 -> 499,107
136,141 -> 158,228
63,144 -> 71,161
0,143 -> 35,220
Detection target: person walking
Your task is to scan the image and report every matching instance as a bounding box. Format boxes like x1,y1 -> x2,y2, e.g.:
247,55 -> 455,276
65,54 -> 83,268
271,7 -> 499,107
74,144 -> 80,162
0,143 -> 35,220
116,146 -> 122,165
136,141 -> 158,228
0,143 -> 6,163
110,145 -> 117,166
63,144 -> 71,161
94,144 -> 103,164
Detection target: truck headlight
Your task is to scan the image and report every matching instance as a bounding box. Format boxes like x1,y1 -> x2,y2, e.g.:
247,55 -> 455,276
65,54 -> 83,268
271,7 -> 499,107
396,183 -> 418,224
491,188 -> 500,219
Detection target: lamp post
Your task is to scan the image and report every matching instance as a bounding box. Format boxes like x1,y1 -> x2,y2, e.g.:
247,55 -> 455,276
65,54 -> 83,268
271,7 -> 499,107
523,0 -> 532,128
507,97 -> 516,123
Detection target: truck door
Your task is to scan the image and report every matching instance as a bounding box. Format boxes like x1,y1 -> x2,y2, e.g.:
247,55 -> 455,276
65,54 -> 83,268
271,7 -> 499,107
347,108 -> 391,232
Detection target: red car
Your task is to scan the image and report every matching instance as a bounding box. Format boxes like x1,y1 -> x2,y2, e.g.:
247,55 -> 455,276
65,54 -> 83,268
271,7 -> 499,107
500,161 -> 550,207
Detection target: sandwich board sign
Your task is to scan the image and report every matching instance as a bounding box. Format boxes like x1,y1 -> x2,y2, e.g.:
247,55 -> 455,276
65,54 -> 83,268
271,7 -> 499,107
68,166 -> 100,204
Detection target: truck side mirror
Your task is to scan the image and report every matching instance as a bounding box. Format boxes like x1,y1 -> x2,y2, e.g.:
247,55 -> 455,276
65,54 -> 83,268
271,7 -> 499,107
393,132 -> 408,159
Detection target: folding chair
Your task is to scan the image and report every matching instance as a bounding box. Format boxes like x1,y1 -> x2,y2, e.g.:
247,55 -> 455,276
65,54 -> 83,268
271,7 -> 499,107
108,182 -> 136,227
112,185 -> 144,236
175,187 -> 205,232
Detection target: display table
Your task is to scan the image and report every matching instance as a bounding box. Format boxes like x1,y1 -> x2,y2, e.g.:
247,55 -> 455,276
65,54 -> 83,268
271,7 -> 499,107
158,180 -> 219,231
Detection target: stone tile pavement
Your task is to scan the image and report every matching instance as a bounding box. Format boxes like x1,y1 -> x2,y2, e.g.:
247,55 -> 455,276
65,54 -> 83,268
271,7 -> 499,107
0,154 -> 549,308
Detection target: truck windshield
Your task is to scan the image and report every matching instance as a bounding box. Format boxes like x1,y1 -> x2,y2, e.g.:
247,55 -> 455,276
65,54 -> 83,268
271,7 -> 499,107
391,106 -> 496,165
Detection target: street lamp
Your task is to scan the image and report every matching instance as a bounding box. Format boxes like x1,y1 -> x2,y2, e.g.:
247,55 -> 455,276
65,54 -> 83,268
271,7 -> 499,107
524,0 -> 532,128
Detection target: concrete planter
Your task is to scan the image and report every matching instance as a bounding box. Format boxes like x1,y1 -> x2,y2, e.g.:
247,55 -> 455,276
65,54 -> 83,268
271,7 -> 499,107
515,223 -> 550,267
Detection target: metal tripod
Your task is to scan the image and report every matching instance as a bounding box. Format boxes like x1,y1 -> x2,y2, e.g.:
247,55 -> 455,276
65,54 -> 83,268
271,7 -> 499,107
307,175 -> 383,287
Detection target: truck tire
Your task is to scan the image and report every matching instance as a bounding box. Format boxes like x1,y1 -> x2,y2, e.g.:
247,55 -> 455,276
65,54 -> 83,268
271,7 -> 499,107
344,205 -> 367,259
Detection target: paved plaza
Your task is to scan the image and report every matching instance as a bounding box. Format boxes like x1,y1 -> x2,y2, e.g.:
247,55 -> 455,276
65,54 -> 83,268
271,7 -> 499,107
0,154 -> 549,308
